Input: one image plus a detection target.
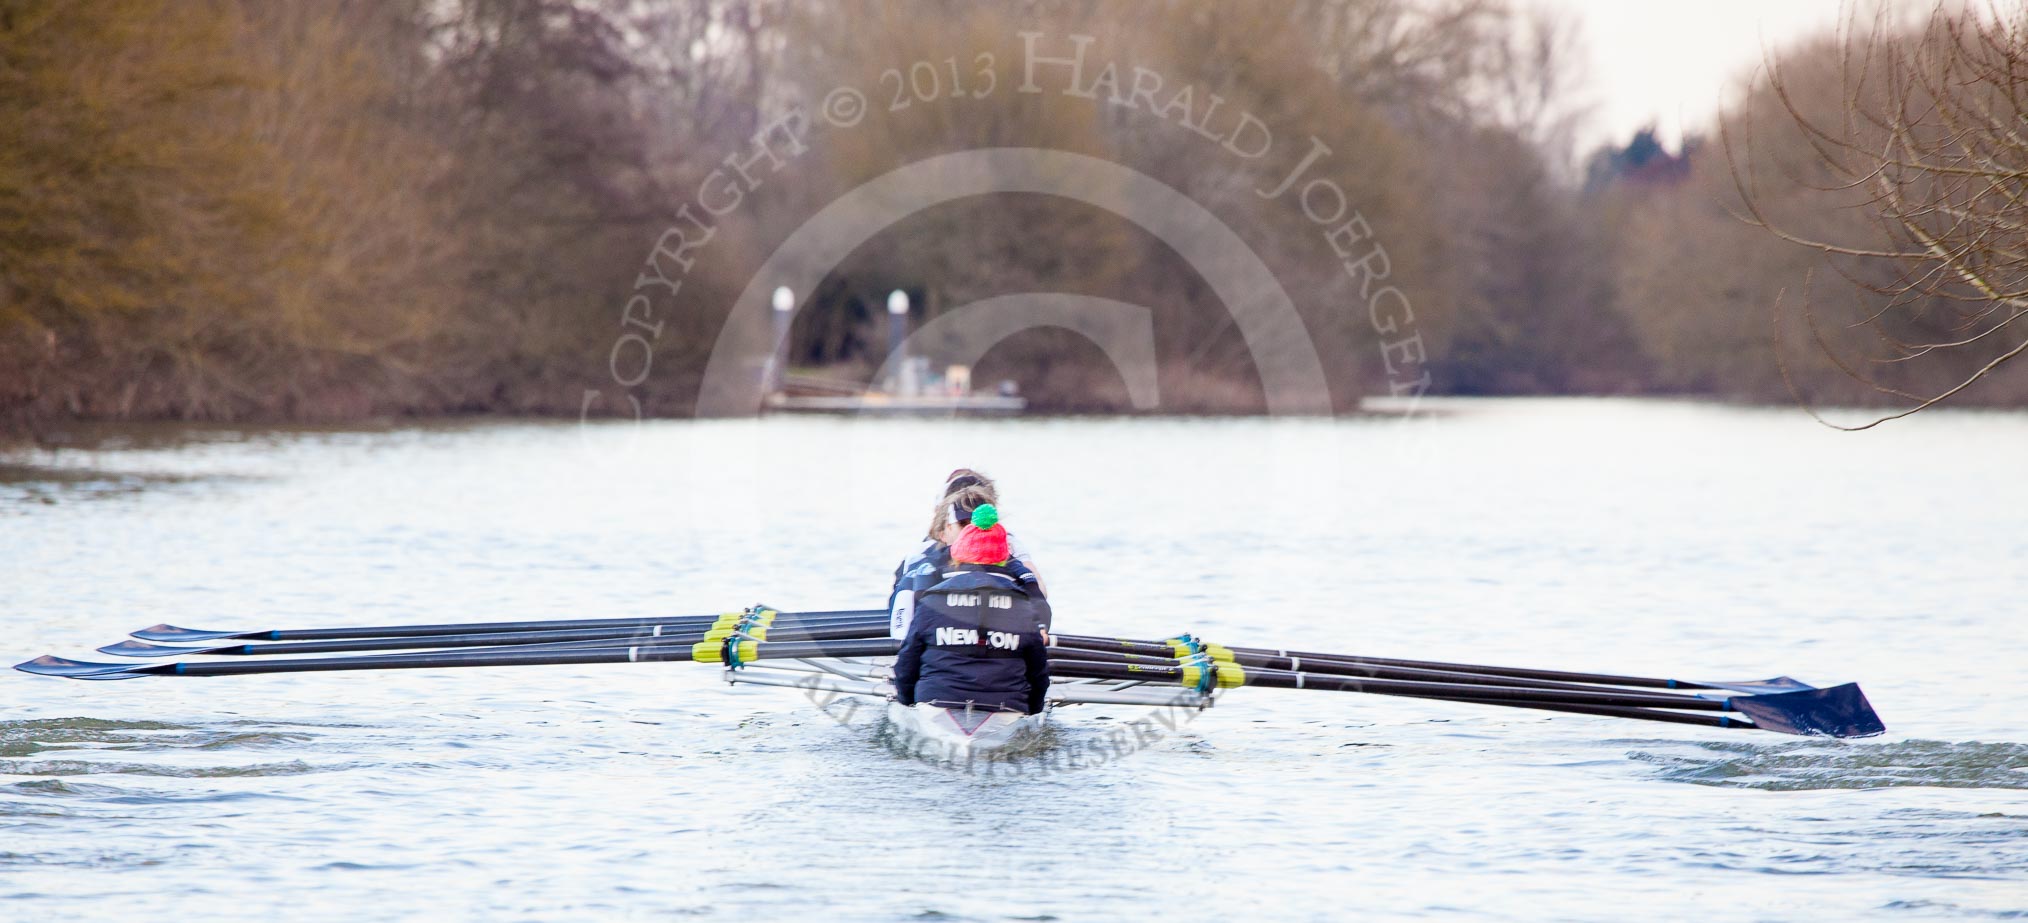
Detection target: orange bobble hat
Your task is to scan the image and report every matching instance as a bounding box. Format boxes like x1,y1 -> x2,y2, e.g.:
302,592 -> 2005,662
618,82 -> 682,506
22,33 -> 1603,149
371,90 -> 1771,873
950,503 -> 1011,565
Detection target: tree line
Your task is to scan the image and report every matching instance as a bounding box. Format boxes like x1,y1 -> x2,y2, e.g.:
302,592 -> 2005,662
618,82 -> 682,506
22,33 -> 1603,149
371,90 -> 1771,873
2,0 -> 2020,431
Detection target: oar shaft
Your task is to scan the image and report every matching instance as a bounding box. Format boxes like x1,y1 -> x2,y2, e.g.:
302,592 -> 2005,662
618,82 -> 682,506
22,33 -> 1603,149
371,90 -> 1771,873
1047,659 -> 1732,711
1047,639 -> 1703,698
134,637 -> 902,677
1236,650 -> 1700,691
1443,698 -> 1760,731
1055,634 -> 1705,691
1240,670 -> 1729,710
437,623 -> 893,657
157,608 -> 887,642
201,614 -> 890,656
163,646 -> 692,675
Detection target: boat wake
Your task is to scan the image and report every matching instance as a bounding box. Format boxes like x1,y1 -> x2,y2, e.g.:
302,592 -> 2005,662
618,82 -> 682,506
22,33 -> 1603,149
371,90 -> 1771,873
1624,738 -> 2028,791
0,716 -> 345,781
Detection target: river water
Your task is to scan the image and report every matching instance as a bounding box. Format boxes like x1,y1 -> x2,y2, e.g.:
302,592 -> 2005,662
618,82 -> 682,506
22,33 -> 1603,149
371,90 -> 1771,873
3,399 -> 2025,920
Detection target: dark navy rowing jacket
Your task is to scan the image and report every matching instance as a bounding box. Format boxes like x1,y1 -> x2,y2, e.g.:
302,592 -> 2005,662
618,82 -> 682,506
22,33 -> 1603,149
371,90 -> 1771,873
888,541 -> 1043,639
891,566 -> 1051,715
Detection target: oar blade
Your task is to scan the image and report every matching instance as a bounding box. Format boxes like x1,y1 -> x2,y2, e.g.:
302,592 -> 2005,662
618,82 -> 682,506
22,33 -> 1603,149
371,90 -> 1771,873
1730,682 -> 1885,738
13,655 -> 147,679
131,624 -> 255,642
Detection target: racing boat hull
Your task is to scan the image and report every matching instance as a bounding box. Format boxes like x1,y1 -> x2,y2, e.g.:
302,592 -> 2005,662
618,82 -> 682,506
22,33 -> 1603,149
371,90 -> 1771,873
884,701 -> 1041,754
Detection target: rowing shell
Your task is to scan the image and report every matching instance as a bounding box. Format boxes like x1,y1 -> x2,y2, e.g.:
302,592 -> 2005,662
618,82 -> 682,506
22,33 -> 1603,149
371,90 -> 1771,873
717,651 -> 1208,755
885,701 -> 1043,754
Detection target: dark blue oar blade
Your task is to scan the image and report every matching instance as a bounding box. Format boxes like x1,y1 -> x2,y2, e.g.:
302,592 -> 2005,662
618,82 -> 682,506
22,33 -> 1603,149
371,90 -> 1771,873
13,655 -> 150,678
1729,682 -> 1885,738
130,624 -> 259,642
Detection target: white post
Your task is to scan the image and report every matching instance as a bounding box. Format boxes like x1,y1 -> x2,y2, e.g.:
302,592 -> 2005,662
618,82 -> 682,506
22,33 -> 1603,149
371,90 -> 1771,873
768,286 -> 793,397
886,289 -> 911,396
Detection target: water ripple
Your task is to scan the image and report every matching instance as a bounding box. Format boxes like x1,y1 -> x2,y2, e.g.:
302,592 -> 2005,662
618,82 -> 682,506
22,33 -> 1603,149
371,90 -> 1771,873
0,759 -> 329,780
1626,739 -> 2028,790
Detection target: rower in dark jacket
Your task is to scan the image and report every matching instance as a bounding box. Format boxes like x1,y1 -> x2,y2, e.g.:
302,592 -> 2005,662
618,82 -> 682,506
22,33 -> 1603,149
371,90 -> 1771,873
888,474 -> 1043,639
891,503 -> 1051,715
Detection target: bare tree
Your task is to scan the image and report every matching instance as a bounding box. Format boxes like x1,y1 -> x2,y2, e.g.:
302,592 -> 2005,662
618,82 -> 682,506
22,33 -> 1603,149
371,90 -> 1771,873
1733,5 -> 2028,428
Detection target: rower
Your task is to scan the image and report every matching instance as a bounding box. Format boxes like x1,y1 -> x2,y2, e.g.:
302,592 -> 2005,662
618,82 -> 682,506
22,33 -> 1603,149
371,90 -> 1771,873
887,469 -> 1043,639
890,503 -> 1051,716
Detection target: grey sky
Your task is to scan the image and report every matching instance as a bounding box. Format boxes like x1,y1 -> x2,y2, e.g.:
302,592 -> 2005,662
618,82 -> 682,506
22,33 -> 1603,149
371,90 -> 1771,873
1543,0 -> 1853,152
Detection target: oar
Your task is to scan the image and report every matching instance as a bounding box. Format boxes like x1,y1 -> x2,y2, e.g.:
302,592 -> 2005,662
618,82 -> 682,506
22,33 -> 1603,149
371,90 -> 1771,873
67,622 -> 896,672
1051,658 -> 1731,710
1061,631 -> 1882,736
1060,633 -> 1743,692
1047,658 -> 1884,738
101,613 -> 891,658
194,620 -> 897,662
16,637 -> 904,680
129,608 -> 887,643
1048,640 -> 1727,698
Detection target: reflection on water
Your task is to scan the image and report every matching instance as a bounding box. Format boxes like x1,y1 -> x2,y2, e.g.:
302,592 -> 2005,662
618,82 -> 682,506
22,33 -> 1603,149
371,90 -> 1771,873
2,400 -> 2026,920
